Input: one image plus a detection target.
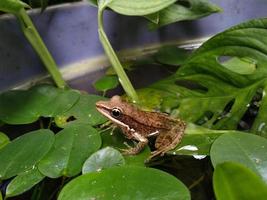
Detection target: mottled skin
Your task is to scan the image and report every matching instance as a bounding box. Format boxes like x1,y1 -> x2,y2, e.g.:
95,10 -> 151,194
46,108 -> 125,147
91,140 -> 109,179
96,96 -> 186,159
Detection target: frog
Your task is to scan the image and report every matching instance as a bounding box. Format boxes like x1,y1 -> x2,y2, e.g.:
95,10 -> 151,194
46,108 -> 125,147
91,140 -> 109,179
95,95 -> 186,159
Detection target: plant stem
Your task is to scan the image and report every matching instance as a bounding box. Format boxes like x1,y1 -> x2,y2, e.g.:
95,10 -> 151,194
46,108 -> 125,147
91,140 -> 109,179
98,9 -> 138,103
16,8 -> 67,89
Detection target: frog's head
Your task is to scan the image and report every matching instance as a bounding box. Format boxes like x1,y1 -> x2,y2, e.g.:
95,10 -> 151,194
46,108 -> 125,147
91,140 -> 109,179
96,95 -> 132,126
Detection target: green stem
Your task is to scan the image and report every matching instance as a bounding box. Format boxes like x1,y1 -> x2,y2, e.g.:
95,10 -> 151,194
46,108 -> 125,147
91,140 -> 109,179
98,8 -> 138,103
16,8 -> 67,89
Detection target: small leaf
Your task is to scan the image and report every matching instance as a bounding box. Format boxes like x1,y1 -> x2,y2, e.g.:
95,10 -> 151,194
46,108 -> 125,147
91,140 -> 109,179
210,133 -> 267,183
38,123 -> 101,178
58,166 -> 190,200
82,147 -> 124,174
0,132 -> 9,149
0,0 -> 30,14
213,162 -> 267,200
55,94 -> 107,127
6,168 -> 45,197
94,75 -> 119,93
0,129 -> 54,180
101,0 -> 176,16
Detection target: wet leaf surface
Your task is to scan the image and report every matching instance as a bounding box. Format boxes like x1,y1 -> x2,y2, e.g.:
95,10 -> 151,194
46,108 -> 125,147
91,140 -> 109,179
6,168 -> 45,197
38,123 -> 101,178
0,129 -> 54,179
58,166 -> 190,200
82,147 -> 125,174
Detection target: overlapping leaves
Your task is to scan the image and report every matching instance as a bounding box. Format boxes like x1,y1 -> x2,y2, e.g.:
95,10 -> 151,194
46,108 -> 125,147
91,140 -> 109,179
140,18 -> 267,137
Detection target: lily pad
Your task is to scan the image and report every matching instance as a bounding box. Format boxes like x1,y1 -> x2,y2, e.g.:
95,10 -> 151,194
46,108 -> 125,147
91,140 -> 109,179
0,129 -> 54,180
55,94 -> 107,127
82,147 -> 125,174
58,166 -> 190,200
38,123 -> 101,178
213,162 -> 267,200
6,168 -> 45,197
0,84 -> 80,124
210,132 -> 267,183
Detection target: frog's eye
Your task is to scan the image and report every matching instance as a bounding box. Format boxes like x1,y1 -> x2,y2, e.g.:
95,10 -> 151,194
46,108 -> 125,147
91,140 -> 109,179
111,108 -> 122,118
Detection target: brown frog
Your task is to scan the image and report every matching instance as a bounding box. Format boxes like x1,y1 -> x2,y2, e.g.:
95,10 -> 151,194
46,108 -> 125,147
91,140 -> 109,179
96,96 -> 186,159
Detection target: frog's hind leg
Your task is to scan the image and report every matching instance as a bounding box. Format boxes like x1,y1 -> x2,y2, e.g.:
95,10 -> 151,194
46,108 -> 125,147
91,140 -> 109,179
149,125 -> 185,159
120,132 -> 148,155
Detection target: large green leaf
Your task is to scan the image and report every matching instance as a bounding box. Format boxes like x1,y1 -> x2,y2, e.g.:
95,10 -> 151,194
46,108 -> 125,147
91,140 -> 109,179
137,18 -> 267,137
0,0 -> 29,14
55,94 -> 107,127
99,0 -> 176,16
0,84 -> 80,124
0,132 -> 9,150
58,166 -> 190,200
82,147 -> 125,174
6,168 -> 45,198
210,132 -> 267,183
147,0 -> 221,29
38,123 -> 101,178
0,129 -> 54,180
213,162 -> 267,200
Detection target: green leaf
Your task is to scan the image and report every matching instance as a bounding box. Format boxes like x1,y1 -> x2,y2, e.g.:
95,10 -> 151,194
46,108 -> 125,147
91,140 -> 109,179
55,94 -> 107,127
213,162 -> 267,200
6,168 -> 45,198
210,132 -> 267,183
155,46 -> 190,66
0,0 -> 30,14
93,75 -> 119,93
0,129 -> 54,180
38,123 -> 101,178
58,166 -> 190,200
0,132 -> 9,149
101,0 -> 177,16
147,0 -> 221,29
137,18 -> 267,136
0,84 -> 80,125
82,147 -> 125,174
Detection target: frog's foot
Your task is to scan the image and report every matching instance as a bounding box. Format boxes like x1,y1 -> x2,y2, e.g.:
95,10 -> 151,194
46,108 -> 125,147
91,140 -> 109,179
120,141 -> 147,155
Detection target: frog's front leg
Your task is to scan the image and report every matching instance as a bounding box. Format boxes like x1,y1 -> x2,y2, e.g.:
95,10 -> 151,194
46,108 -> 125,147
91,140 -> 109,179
121,132 -> 148,155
